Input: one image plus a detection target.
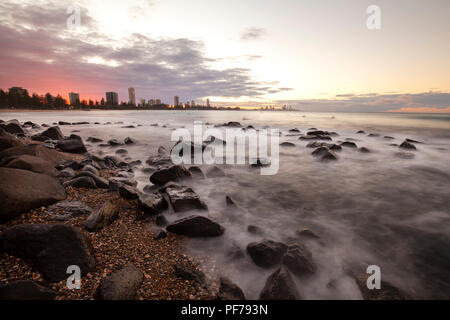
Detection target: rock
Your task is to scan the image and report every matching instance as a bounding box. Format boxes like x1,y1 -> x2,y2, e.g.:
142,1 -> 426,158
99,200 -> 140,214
157,146 -> 167,155
280,142 -> 296,147
95,265 -> 143,300
217,277 -> 246,300
108,139 -> 121,146
41,126 -> 64,140
289,128 -> 300,133
340,141 -> 357,148
0,129 -> 24,152
247,239 -> 288,268
1,154 -> 58,176
0,280 -> 57,300
282,243 -> 317,277
356,130 -> 366,134
250,158 -> 271,168
74,171 -> 109,189
226,243 -> 245,260
119,184 -> 140,200
0,168 -> 66,222
166,215 -> 224,237
0,224 -> 95,282
307,130 -> 330,136
399,140 -> 417,150
58,121 -> 71,125
406,138 -> 422,144
173,264 -> 206,286
84,200 -> 121,232
296,228 -> 320,239
57,138 -> 87,154
150,165 -> 192,185
63,176 -> 97,189
72,121 -> 89,125
0,119 -> 24,134
154,229 -> 167,240
248,225 -> 264,235
222,121 -> 241,127
354,274 -> 412,300
206,166 -> 225,178
395,152 -> 415,160
188,166 -> 205,179
384,136 -> 395,140
164,185 -> 208,212
259,267 -> 300,300
115,149 -> 128,155
0,144 -> 68,165
368,133 -> 380,137
299,135 -> 332,141
146,155 -> 173,168
124,137 -> 134,144
359,147 -> 371,153
108,177 -> 137,191
321,150 -> 338,161
155,214 -> 168,227
87,137 -> 103,143
312,146 -> 330,157
121,125 -> 135,129
31,134 -> 48,142
171,140 -> 207,158
58,167 -> 75,178
226,196 -> 237,207
62,159 -> 82,170
137,193 -> 168,218
47,200 -> 93,221
81,164 -> 99,176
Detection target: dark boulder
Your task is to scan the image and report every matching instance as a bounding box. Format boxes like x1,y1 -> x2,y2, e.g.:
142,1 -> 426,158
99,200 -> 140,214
81,164 -> 99,176
173,264 -> 206,286
188,166 -> 205,179
108,177 -> 137,191
280,142 -> 296,147
259,267 -> 300,300
108,139 -> 121,146
154,229 -> 167,240
282,243 -> 317,277
0,119 -> 24,134
1,154 -> 58,176
58,167 -> 75,178
84,200 -> 121,232
124,137 -> 134,144
95,264 -> 143,300
0,129 -> 24,151
0,168 -> 66,222
150,165 -> 191,185
399,140 -> 417,150
58,121 -> 71,125
87,137 -> 103,143
0,144 -> 68,165
0,280 -> 57,300
340,141 -> 357,148
321,150 -> 338,161
41,126 -> 64,140
57,138 -> 87,154
166,215 -> 225,237
47,200 -> 93,221
163,185 -> 208,212
0,224 -> 95,282
247,239 -> 288,268
137,193 -> 168,218
359,147 -> 371,153
217,277 -> 246,300
73,171 -> 109,189
119,184 -> 140,200
247,225 -> 264,235
354,274 -> 412,300
296,228 -> 320,239
63,176 -> 97,189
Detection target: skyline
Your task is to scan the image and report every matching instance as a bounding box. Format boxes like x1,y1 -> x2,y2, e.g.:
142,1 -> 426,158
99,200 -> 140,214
0,0 -> 449,112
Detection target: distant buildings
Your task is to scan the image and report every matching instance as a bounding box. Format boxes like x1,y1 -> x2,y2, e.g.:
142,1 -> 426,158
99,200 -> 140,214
8,87 -> 27,96
174,96 -> 179,107
68,92 -> 80,105
105,92 -> 118,105
140,98 -> 146,106
206,98 -> 210,107
128,87 -> 136,106
191,100 -> 195,107
155,99 -> 161,105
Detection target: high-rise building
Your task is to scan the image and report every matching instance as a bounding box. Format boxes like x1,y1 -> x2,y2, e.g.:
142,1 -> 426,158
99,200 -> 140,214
149,99 -> 155,106
206,98 -> 210,107
140,98 -> 146,106
105,92 -> 119,105
68,92 -> 80,105
128,87 -> 136,106
174,96 -> 179,107
191,100 -> 195,107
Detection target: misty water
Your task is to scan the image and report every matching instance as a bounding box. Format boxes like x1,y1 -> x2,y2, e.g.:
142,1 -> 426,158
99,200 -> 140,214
2,110 -> 449,299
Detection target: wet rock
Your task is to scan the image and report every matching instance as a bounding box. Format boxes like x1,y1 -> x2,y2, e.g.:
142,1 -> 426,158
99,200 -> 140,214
58,167 -> 75,178
40,126 -> 64,140
146,155 -> 173,168
188,166 -> 205,179
166,215 -> 224,237
81,164 -> 99,176
354,274 -> 412,300
157,146 -> 167,155
173,264 -> 206,286
359,147 -> 371,153
87,137 -> 103,143
340,141 -> 357,148
406,138 -> 422,144
368,133 -> 380,137
0,119 -> 24,134
222,121 -> 241,127
0,144 -> 67,166
163,185 -> 208,212
137,193 -> 168,217
296,228 -> 320,239
259,267 -> 300,300
154,229 -> 167,240
171,140 -> 207,158
84,200 -> 120,232
155,214 -> 168,227
206,166 -> 226,178
108,139 -> 121,146
356,130 -> 366,134
108,177 -> 137,191
395,152 -> 415,160
69,134 -> 82,140
307,130 -> 330,136
0,168 -> 66,222
384,136 -> 395,140
124,137 -> 134,144
321,150 -> 338,161
399,140 -> 417,150
282,243 -> 317,277
150,165 -> 191,185
248,225 -> 264,235
57,138 -> 87,154
0,224 -> 95,282
119,184 -> 140,200
0,280 -> 57,300
226,195 -> 237,207
62,159 -> 82,170
299,135 -> 332,141
247,239 -> 288,268
58,121 -> 70,125
226,243 -> 245,260
31,134 -> 48,142
217,277 -> 246,300
121,125 -> 136,129
0,128 -> 24,151
1,154 -> 58,176
95,264 -> 144,300
115,148 -> 128,155
280,142 -> 296,147
289,128 -> 300,133
250,158 -> 271,168
74,171 -> 109,189
64,176 -> 97,189
312,146 -> 329,157
47,200 -> 93,221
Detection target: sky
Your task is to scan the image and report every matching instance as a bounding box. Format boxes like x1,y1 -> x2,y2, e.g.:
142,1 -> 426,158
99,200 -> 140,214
0,0 -> 449,112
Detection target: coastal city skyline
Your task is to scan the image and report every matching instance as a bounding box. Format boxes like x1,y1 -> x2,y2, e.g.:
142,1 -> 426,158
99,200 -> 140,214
0,0 -> 449,112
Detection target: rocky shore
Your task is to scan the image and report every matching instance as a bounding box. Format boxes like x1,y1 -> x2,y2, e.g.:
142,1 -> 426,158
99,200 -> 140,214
0,118 -> 417,300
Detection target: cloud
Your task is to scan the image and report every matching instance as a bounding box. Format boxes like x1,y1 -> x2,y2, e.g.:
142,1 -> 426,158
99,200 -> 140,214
240,27 -> 267,41
0,1 -> 286,102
